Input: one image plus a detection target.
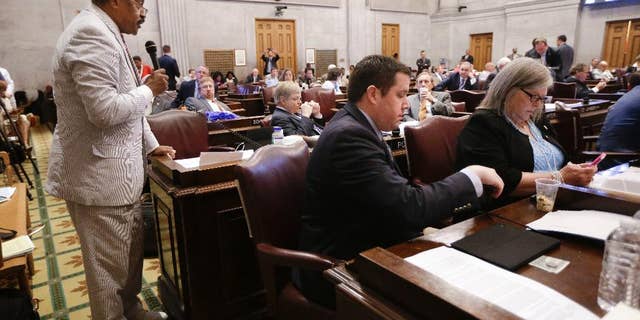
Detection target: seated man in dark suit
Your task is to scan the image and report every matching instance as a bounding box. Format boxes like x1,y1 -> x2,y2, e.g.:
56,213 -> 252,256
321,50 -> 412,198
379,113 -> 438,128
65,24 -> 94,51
295,55 -> 504,309
271,81 -> 324,136
245,68 -> 263,84
183,76 -> 234,115
171,65 -> 209,108
564,63 -> 606,99
434,61 -> 477,91
403,71 -> 453,121
598,72 -> 640,152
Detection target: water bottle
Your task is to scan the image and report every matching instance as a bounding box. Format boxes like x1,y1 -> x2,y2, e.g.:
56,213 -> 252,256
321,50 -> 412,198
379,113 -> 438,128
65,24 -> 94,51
597,213 -> 640,311
272,126 -> 284,145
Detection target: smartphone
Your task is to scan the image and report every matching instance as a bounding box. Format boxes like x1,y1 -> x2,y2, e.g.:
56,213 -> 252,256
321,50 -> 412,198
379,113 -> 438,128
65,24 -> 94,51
589,153 -> 607,167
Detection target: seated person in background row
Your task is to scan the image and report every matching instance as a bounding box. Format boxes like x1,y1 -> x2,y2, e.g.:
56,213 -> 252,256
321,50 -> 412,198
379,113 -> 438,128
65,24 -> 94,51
403,72 -> 454,121
296,55 -> 504,309
456,57 -> 597,210
279,68 -> 296,83
271,81 -> 324,136
245,68 -> 263,83
264,67 -> 279,88
132,56 -> 152,79
598,72 -> 640,153
478,62 -> 496,82
183,76 -> 233,114
321,67 -> 343,94
0,80 -> 31,148
431,64 -> 447,85
591,60 -> 615,81
225,71 -> 238,85
171,65 -> 209,108
564,63 -> 606,99
298,67 -> 316,89
434,61 -> 477,91
486,57 -> 511,88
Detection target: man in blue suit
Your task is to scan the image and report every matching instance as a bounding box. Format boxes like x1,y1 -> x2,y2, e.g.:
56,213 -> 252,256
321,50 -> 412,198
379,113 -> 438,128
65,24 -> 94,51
434,61 -> 477,91
158,45 -> 180,90
598,72 -> 640,152
171,65 -> 208,108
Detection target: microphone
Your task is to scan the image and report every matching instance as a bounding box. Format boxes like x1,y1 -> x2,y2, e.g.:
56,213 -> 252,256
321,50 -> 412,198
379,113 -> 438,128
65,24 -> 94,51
145,40 -> 159,70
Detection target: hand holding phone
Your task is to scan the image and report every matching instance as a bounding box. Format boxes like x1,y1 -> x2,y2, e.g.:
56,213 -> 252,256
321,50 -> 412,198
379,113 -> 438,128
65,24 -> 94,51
589,153 -> 606,167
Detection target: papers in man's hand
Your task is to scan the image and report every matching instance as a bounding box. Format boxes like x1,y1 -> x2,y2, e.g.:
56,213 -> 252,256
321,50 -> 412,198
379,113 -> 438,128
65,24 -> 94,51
590,166 -> 640,196
2,235 -> 35,260
0,186 -> 16,203
527,210 -> 636,241
405,246 -> 598,320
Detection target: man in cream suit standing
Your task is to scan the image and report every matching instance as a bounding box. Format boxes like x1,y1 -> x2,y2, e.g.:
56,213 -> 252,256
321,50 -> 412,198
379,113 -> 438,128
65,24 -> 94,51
46,1 -> 174,319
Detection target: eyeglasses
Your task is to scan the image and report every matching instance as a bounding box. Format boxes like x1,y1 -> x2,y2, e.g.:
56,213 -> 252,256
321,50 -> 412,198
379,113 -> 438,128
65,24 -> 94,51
519,88 -> 545,105
131,0 -> 148,15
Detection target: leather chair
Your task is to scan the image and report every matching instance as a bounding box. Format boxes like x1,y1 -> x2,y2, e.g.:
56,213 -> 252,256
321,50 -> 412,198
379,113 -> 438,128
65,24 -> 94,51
262,86 -> 277,113
449,90 -> 485,112
147,109 -> 209,159
451,101 -> 466,113
553,82 -> 577,99
303,87 -> 336,121
235,142 -> 339,320
404,115 -> 470,184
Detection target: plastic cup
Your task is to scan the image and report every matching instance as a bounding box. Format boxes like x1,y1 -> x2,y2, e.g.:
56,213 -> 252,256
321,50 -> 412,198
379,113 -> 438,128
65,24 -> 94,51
535,178 -> 561,212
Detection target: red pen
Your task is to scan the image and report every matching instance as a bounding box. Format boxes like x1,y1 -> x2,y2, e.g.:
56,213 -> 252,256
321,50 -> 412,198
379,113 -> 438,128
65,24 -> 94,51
589,153 -> 606,166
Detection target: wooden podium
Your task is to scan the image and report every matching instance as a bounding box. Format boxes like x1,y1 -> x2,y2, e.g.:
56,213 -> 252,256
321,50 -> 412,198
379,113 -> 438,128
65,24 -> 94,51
148,156 -> 265,320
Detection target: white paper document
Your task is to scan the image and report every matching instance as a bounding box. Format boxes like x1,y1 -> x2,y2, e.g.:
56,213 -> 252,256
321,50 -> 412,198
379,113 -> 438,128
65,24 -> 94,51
526,210 -> 636,241
173,150 -> 254,170
0,186 -> 16,202
2,235 -> 35,260
405,246 -> 598,320
590,166 -> 640,196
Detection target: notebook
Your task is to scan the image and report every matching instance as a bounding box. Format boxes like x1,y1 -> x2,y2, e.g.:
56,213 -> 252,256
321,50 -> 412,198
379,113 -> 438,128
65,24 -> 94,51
451,224 -> 560,271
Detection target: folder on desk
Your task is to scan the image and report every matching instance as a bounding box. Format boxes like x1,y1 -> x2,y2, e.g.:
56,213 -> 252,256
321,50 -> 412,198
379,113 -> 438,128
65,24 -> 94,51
451,224 -> 560,271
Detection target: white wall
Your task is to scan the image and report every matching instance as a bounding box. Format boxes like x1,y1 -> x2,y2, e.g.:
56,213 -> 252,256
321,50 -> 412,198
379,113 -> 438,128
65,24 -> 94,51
1,0 -> 639,91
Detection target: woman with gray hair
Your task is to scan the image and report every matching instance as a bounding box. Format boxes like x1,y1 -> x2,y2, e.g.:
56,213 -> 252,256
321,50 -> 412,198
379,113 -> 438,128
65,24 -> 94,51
456,57 -> 596,208
271,81 -> 325,136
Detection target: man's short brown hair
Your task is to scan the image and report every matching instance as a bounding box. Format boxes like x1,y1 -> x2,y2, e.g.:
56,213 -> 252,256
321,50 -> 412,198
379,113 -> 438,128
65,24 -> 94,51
347,55 -> 410,103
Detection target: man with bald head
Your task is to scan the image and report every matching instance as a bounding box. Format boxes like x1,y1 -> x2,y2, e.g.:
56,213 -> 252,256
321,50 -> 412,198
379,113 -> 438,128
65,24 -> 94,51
171,65 -> 209,108
245,67 -> 263,83
47,0 -> 174,318
434,61 -> 477,91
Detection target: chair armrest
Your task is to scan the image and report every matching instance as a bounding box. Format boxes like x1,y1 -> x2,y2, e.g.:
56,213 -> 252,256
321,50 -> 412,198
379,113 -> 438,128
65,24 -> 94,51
232,108 -> 247,116
256,243 -> 342,272
583,135 -> 599,143
208,146 -> 236,152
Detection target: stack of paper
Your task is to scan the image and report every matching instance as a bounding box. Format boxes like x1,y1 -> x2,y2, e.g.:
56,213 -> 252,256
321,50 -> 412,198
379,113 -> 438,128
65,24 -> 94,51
0,186 -> 16,203
2,235 -> 35,260
405,246 -> 599,320
590,166 -> 640,196
526,210 -> 636,241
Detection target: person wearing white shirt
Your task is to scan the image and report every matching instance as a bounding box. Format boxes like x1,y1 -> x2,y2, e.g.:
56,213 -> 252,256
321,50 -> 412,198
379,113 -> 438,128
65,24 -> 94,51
592,61 -> 615,81
0,67 -> 16,108
265,68 -> 280,88
321,68 -> 343,94
183,76 -> 234,114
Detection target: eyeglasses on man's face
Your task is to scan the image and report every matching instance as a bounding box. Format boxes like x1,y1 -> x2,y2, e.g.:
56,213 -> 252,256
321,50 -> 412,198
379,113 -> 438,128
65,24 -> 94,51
519,88 -> 545,105
131,0 -> 148,15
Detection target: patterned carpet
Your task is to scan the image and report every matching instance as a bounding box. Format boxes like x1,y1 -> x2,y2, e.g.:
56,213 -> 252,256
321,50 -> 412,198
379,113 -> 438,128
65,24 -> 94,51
24,124 -> 163,319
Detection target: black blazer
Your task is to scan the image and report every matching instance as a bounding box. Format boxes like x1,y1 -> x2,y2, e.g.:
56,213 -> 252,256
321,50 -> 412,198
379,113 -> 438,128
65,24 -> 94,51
171,79 -> 196,108
244,74 -> 263,83
270,107 -> 324,136
158,54 -> 180,90
525,48 -> 563,81
564,76 -> 591,99
261,54 -> 280,75
296,102 -> 479,308
434,72 -> 477,91
456,109 -> 568,209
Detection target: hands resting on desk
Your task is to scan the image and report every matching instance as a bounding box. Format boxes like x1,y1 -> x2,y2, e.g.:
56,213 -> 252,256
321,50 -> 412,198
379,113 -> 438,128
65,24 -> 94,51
464,165 -> 504,199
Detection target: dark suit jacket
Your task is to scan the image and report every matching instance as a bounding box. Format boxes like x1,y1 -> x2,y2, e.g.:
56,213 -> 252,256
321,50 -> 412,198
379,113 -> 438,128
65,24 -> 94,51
261,54 -> 280,75
183,97 -> 232,114
564,76 -> 592,99
158,54 -> 180,90
416,58 -> 431,74
456,109 -> 567,209
171,79 -> 196,108
403,91 -> 454,121
270,107 -> 324,136
434,72 -> 477,91
244,74 -> 263,83
598,86 -> 640,152
557,43 -> 574,80
296,102 -> 480,308
525,48 -> 563,81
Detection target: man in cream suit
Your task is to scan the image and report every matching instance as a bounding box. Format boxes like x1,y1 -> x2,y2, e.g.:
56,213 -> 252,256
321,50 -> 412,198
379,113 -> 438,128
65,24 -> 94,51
403,72 -> 454,121
46,1 -> 174,319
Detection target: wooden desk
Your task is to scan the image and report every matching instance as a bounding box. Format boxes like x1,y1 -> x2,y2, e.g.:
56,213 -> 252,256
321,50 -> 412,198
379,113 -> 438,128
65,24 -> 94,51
207,116 -> 265,147
148,158 -> 265,320
326,186 -> 640,319
224,93 -> 266,116
0,183 -> 32,297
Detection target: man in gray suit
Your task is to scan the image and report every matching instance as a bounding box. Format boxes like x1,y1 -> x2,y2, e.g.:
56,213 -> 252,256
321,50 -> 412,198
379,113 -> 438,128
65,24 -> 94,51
183,76 -> 234,114
556,35 -> 574,80
47,1 -> 174,319
403,72 -> 454,121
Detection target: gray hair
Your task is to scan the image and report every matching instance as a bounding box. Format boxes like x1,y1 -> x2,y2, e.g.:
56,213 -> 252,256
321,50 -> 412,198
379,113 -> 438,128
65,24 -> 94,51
496,57 -> 511,70
274,81 -> 301,104
478,57 -> 552,120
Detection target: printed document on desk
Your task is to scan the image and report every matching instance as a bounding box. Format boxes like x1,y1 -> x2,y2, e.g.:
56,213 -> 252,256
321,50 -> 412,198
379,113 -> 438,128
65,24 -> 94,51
2,235 -> 35,260
527,210 -> 636,241
405,246 -> 598,320
0,186 -> 16,203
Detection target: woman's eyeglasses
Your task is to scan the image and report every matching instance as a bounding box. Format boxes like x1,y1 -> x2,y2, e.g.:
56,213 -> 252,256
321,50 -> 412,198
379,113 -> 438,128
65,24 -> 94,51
519,88 -> 545,105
